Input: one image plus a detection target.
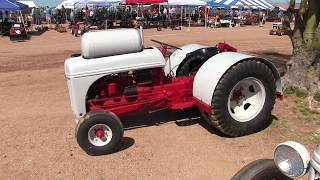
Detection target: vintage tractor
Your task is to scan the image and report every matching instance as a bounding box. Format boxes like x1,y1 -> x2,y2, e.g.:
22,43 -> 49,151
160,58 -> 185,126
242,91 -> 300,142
65,28 -> 283,156
71,22 -> 87,37
269,22 -> 286,36
9,22 -> 28,41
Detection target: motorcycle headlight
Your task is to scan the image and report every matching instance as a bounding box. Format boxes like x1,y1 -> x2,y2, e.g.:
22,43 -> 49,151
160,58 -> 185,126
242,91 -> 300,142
274,141 -> 310,178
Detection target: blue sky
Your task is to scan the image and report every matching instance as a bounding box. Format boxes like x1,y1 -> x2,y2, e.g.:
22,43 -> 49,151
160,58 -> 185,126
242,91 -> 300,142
33,0 -> 63,7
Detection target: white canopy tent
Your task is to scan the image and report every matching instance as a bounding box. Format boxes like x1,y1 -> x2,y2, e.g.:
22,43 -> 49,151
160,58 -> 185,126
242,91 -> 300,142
210,0 -> 283,10
56,0 -> 75,9
18,0 -> 37,8
165,0 -> 207,6
56,0 -> 122,9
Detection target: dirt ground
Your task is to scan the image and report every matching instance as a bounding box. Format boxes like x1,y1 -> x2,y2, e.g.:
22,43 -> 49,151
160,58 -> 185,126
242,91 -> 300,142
0,23 -> 319,180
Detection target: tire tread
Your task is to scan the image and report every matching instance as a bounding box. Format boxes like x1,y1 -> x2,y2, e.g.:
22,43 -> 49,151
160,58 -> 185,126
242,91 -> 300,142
204,60 -> 276,137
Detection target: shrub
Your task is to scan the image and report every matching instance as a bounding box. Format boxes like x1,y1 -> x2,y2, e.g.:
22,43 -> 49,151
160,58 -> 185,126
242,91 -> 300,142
295,88 -> 309,98
314,91 -> 320,102
284,87 -> 296,96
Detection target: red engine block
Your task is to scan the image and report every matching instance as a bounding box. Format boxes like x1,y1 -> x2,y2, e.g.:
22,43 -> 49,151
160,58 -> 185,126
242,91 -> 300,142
87,68 -> 211,116
87,42 -> 238,116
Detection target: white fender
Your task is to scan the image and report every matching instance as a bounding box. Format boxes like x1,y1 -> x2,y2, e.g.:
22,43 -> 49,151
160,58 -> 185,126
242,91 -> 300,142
193,52 -> 282,106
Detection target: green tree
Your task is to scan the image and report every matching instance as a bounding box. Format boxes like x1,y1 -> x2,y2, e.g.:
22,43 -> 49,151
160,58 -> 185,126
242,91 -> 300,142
282,0 -> 320,94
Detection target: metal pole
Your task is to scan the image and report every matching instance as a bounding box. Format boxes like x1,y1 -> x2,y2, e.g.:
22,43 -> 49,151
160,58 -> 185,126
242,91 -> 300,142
205,6 -> 207,28
188,7 -> 190,31
180,6 -> 183,29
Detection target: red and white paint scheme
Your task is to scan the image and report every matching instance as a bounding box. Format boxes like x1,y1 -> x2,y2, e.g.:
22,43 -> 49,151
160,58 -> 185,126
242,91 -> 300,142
65,28 -> 283,156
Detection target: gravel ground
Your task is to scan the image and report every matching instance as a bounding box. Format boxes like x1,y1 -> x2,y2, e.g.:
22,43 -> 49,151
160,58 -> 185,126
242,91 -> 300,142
0,23 -> 296,180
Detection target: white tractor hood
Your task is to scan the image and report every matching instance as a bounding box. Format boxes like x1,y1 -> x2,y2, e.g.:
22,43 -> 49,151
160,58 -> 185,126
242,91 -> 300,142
65,47 -> 166,79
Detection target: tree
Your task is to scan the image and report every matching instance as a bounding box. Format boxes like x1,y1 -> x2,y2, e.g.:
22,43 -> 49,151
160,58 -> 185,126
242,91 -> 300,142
282,0 -> 320,95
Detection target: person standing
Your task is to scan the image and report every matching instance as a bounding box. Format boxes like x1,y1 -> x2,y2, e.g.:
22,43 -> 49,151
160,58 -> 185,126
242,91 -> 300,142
61,5 -> 66,24
169,7 -> 176,30
85,6 -> 90,24
31,7 -> 35,24
262,13 -> 266,25
34,8 -> 41,25
45,6 -> 51,24
70,9 -> 75,23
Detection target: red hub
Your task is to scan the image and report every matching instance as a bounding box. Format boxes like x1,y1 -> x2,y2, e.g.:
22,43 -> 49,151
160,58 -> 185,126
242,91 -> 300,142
232,88 -> 243,102
95,128 -> 105,138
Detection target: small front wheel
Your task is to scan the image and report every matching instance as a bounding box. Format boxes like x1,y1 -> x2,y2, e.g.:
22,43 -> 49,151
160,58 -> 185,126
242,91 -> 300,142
76,110 -> 123,156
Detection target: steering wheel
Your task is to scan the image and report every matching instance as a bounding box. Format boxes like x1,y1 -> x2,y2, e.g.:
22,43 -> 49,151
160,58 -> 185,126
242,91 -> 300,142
151,39 -> 182,50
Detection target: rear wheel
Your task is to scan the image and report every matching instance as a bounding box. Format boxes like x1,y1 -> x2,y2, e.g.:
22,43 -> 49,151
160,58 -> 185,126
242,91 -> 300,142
76,110 -> 123,156
200,60 -> 276,137
232,159 -> 292,180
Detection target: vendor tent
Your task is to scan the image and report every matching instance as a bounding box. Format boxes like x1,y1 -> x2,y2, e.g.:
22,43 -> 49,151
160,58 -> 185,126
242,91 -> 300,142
56,0 -> 75,9
124,0 -> 168,5
166,0 -> 207,6
209,0 -> 275,9
56,0 -> 122,9
78,0 -> 121,7
0,0 -> 28,10
18,0 -> 37,8
206,0 -> 231,8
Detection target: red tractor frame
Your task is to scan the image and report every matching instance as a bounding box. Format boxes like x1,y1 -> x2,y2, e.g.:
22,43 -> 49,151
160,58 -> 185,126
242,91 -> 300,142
65,30 -> 282,156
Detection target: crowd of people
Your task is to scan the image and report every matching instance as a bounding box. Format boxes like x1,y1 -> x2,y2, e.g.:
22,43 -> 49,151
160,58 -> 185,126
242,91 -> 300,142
0,4 -> 283,33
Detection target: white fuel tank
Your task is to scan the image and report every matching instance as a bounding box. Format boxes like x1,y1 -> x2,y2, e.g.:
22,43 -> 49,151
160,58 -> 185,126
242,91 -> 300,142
81,29 -> 144,59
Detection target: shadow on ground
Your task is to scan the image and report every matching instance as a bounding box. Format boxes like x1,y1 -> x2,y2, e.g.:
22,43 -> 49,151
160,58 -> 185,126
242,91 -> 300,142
120,107 -> 275,138
113,137 -> 135,154
120,106 -> 279,140
28,30 -> 47,37
121,107 -> 203,130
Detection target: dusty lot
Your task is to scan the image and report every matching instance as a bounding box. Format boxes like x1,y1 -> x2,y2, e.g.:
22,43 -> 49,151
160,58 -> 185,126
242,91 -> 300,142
0,23 -> 318,179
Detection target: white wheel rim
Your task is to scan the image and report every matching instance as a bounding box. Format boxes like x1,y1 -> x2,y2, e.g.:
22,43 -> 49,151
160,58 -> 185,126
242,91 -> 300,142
88,124 -> 113,146
227,77 -> 266,122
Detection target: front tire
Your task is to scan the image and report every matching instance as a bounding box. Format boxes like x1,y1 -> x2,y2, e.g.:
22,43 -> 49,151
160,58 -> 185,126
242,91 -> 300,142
201,60 -> 276,137
232,159 -> 292,180
76,110 -> 123,156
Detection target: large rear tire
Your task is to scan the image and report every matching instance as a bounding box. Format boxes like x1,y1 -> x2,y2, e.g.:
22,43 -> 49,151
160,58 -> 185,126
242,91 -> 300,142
200,60 -> 276,137
231,159 -> 292,180
76,110 -> 123,156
